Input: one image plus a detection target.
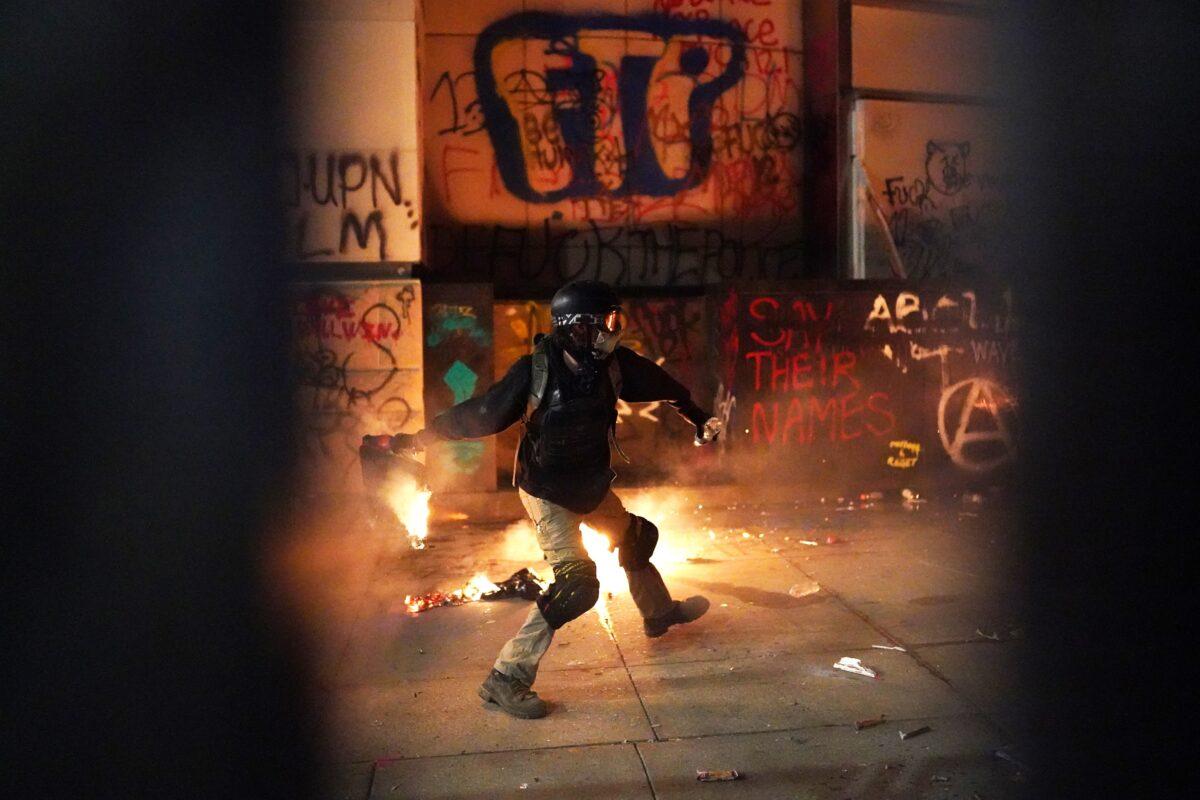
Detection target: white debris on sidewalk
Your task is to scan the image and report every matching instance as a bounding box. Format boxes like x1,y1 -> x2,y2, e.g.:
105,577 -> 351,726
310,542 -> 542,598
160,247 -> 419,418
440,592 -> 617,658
833,656 -> 878,678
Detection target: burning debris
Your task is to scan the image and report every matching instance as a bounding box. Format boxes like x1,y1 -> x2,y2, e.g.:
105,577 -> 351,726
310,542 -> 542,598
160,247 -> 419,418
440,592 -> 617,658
580,523 -> 619,634
360,434 -> 431,549
404,569 -> 546,614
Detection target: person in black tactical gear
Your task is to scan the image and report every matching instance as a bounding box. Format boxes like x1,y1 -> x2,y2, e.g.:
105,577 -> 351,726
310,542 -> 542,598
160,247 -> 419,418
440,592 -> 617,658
392,280 -> 723,719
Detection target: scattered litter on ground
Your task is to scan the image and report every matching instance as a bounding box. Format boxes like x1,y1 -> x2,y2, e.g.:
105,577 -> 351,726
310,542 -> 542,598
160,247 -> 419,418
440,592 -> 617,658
481,568 -> 544,601
798,539 -> 820,547
994,748 -> 1028,772
901,488 -> 927,509
931,774 -> 951,783
833,656 -> 878,678
860,491 -> 884,501
899,725 -> 931,740
825,535 -> 840,544
696,769 -> 742,782
855,715 -> 886,730
975,629 -> 1001,641
872,644 -> 906,651
789,582 -> 821,599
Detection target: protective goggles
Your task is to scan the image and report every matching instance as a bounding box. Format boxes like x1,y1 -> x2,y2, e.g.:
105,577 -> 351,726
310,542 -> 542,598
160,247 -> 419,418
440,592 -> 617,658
552,308 -> 626,335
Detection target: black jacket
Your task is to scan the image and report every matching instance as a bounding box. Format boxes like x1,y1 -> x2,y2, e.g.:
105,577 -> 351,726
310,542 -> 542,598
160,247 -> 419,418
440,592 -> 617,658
430,343 -> 711,513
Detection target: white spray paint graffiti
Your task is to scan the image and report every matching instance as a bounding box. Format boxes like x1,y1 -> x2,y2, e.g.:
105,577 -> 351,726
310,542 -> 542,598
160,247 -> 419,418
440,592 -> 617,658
865,290 -> 1016,472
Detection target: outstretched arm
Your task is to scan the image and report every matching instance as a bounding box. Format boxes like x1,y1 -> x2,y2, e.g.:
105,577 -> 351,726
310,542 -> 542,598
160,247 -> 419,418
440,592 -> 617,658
614,347 -> 721,443
397,356 -> 531,448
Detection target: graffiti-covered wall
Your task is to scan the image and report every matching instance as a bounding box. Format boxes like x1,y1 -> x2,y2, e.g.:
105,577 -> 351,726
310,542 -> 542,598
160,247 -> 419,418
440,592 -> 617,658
291,280 -> 424,493
856,101 -> 1008,281
423,1 -> 803,289
284,5 -> 422,264
717,283 -> 1017,488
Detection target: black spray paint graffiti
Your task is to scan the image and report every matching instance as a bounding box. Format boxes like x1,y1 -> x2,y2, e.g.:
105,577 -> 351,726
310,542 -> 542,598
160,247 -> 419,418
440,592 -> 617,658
282,149 -> 420,261
924,140 -> 970,196
878,140 -> 1003,280
294,287 -> 415,406
427,217 -> 802,287
473,12 -> 747,202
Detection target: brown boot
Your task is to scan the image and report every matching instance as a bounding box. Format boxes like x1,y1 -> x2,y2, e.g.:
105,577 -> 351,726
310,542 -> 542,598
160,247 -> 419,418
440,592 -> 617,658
643,595 -> 710,638
477,669 -> 549,719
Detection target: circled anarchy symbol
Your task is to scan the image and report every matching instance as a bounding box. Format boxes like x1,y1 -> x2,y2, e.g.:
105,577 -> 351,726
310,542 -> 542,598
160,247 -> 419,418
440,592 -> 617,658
937,378 -> 1015,472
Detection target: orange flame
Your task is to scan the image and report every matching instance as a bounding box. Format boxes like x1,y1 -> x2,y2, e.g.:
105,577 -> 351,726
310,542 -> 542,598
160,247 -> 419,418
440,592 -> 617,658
385,472 -> 431,550
580,523 -> 621,636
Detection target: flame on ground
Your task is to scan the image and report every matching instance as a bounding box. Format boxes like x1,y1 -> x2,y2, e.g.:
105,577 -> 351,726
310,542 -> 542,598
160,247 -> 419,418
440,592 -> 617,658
579,489 -> 710,637
385,472 -> 431,550
404,572 -> 500,614
580,523 -> 621,636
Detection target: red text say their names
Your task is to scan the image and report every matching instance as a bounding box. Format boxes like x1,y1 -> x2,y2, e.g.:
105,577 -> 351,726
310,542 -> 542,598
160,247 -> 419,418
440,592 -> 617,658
743,348 -> 895,444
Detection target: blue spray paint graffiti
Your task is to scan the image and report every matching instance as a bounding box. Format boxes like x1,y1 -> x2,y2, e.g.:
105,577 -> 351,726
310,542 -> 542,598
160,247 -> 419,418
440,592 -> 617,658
426,305 -> 492,348
442,359 -> 484,473
473,12 -> 747,202
443,359 -> 479,404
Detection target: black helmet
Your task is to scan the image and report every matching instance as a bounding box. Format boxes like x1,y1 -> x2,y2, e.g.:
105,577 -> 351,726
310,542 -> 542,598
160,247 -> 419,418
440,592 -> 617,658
549,280 -> 627,360
550,280 -> 621,328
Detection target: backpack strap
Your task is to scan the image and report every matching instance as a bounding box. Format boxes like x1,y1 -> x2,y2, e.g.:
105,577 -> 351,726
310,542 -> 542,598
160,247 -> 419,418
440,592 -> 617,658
526,341 -> 550,420
607,351 -> 630,464
607,352 -> 622,401
514,338 -> 550,487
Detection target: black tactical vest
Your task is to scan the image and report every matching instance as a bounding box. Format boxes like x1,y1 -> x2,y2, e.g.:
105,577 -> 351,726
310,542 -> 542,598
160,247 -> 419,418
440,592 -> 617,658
513,340 -> 624,510
526,347 -> 617,471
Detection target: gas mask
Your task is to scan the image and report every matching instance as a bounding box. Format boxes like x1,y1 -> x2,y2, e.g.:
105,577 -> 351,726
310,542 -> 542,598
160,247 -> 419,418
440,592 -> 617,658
554,308 -> 626,393
557,308 -> 626,361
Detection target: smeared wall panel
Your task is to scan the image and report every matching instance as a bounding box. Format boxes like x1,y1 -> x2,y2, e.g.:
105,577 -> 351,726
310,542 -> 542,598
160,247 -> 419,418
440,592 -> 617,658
851,5 -> 1000,98
291,280 -> 424,492
422,283 -> 497,491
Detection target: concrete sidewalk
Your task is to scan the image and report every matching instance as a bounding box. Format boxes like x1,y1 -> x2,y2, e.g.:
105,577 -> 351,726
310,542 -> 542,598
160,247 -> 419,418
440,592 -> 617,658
278,488 -> 1031,799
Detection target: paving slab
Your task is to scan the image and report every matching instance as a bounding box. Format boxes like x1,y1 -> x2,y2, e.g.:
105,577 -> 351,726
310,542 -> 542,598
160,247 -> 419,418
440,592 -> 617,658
607,576 -> 880,667
335,595 -> 623,685
324,666 -> 653,761
629,649 -> 975,739
638,715 -> 1028,799
318,761 -> 375,800
273,501 -> 389,684
917,640 -> 1033,739
370,743 -> 653,800
788,549 -> 1024,645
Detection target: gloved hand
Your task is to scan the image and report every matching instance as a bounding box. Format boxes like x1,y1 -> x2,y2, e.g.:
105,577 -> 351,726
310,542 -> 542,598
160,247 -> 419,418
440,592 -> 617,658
693,416 -> 723,446
389,430 -> 429,452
